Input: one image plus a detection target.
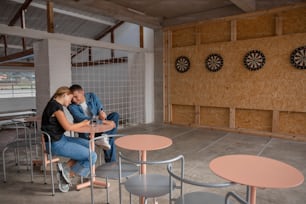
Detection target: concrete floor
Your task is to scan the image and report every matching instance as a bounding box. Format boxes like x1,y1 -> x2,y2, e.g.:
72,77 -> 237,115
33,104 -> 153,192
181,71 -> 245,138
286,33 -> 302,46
0,123 -> 305,204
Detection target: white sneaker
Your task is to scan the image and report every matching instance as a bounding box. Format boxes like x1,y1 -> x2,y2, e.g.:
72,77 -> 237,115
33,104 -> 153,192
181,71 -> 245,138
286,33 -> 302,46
95,136 -> 111,150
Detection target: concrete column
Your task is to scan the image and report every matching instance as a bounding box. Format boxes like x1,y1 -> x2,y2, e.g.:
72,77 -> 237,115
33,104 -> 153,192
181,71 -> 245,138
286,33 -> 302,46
34,39 -> 71,115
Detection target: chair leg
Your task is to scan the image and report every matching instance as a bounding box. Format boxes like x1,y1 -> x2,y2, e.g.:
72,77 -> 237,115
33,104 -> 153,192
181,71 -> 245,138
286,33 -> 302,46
2,147 -> 8,183
49,156 -> 55,196
106,177 -> 109,204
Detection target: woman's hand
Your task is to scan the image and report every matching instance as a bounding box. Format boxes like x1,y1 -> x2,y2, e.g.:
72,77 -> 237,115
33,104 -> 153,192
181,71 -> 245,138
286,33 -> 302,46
81,120 -> 90,126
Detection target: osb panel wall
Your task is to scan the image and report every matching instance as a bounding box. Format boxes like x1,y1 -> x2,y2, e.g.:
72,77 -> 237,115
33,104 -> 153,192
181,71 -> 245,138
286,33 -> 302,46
237,14 -> 275,40
170,34 -> 306,111
236,109 -> 273,131
172,104 -> 195,125
279,112 -> 306,135
281,7 -> 306,34
199,20 -> 231,44
200,106 -> 229,128
166,4 -> 306,139
172,26 -> 196,47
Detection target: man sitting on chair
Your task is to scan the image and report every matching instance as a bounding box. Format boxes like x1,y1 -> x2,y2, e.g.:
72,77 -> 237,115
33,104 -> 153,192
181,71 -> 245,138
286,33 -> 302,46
68,84 -> 119,163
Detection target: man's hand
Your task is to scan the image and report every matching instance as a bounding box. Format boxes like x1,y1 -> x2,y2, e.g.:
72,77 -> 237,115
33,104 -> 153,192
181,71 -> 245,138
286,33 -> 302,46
99,110 -> 107,120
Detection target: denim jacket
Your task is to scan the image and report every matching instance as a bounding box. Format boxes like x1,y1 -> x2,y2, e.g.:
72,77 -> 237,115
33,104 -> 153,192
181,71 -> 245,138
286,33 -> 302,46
68,92 -> 104,138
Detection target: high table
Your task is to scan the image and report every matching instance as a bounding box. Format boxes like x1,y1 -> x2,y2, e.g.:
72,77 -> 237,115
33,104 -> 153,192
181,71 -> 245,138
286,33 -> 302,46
74,122 -> 114,190
115,134 -> 172,204
209,154 -> 304,204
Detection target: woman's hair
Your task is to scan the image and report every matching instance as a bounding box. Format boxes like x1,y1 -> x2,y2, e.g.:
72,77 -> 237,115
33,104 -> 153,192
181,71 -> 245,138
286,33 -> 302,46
50,86 -> 71,101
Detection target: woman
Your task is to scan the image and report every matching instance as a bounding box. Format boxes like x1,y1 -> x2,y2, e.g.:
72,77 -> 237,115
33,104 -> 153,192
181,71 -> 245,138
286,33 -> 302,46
41,86 -> 96,192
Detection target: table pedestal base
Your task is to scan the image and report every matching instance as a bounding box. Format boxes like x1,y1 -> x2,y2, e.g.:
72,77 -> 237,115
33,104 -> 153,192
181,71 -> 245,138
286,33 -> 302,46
76,178 -> 109,190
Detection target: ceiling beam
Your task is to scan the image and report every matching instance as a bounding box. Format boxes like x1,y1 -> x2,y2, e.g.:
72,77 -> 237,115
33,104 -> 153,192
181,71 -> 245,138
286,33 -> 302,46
0,24 -> 148,53
94,21 -> 125,40
0,48 -> 33,64
47,1 -> 54,33
8,0 -> 32,26
0,62 -> 34,67
52,0 -> 161,29
10,0 -> 115,26
230,0 -> 256,12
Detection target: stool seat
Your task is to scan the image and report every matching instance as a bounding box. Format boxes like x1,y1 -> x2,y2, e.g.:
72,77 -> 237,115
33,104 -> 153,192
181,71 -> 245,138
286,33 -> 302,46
125,174 -> 174,198
95,162 -> 138,179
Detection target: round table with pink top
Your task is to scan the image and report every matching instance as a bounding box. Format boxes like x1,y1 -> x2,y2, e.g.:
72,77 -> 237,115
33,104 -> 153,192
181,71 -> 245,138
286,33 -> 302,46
209,154 -> 304,204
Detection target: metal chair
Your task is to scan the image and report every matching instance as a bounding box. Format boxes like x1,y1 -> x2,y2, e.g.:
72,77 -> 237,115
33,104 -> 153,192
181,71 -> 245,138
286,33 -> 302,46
89,134 -> 138,204
118,152 -> 184,204
41,131 -> 60,196
167,163 -> 248,204
2,121 -> 36,183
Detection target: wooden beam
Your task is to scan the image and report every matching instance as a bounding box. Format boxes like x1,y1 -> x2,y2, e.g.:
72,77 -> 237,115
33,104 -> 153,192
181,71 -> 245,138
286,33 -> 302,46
139,25 -> 144,48
230,0 -> 256,12
0,62 -> 34,67
52,0 -> 161,29
20,9 -> 26,50
47,1 -> 55,33
71,21 -> 125,59
231,20 -> 237,41
0,0 -> 32,56
0,24 -> 147,53
2,36 -> 8,56
71,57 -> 128,67
8,0 -> 32,26
0,48 -> 33,63
229,107 -> 236,128
110,31 -> 114,58
272,110 -> 279,132
94,21 -> 124,40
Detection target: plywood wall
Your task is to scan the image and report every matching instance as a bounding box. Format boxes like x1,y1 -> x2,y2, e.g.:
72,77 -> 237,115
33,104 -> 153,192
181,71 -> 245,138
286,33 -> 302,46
165,4 -> 306,141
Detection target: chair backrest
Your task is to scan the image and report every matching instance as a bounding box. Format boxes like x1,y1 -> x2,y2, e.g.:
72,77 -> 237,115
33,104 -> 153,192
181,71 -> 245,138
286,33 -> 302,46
167,163 -> 235,203
118,152 -> 184,204
41,131 -> 59,168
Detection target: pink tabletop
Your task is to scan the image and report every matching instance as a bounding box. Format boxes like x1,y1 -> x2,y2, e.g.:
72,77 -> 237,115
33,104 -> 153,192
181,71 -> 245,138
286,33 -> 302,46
115,134 -> 172,151
75,123 -> 113,134
209,154 -> 304,189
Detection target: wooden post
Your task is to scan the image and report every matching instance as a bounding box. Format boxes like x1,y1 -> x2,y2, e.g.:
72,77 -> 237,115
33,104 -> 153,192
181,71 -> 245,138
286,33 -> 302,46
275,14 -> 282,36
139,25 -> 144,48
195,105 -> 200,125
231,20 -> 237,41
272,110 -> 279,132
47,1 -> 54,33
229,107 -> 236,128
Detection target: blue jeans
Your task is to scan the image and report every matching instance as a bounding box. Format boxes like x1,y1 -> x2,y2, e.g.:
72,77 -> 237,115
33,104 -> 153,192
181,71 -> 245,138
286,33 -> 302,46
47,135 -> 97,177
79,112 -> 119,162
97,112 -> 119,163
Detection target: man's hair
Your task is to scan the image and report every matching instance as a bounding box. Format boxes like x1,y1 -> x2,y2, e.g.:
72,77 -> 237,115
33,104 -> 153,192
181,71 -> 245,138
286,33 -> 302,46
69,84 -> 83,92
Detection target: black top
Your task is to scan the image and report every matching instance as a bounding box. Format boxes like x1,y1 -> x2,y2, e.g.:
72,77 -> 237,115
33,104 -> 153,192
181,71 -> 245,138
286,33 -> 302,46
41,100 -> 65,142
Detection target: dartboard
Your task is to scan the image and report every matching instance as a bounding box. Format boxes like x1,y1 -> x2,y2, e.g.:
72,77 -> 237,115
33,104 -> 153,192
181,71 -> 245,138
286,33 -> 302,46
205,54 -> 223,72
243,50 -> 266,71
175,56 -> 190,73
290,46 -> 306,69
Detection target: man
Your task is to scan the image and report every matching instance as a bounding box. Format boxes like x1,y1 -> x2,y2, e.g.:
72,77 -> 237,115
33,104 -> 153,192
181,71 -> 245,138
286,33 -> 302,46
68,84 -> 119,163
